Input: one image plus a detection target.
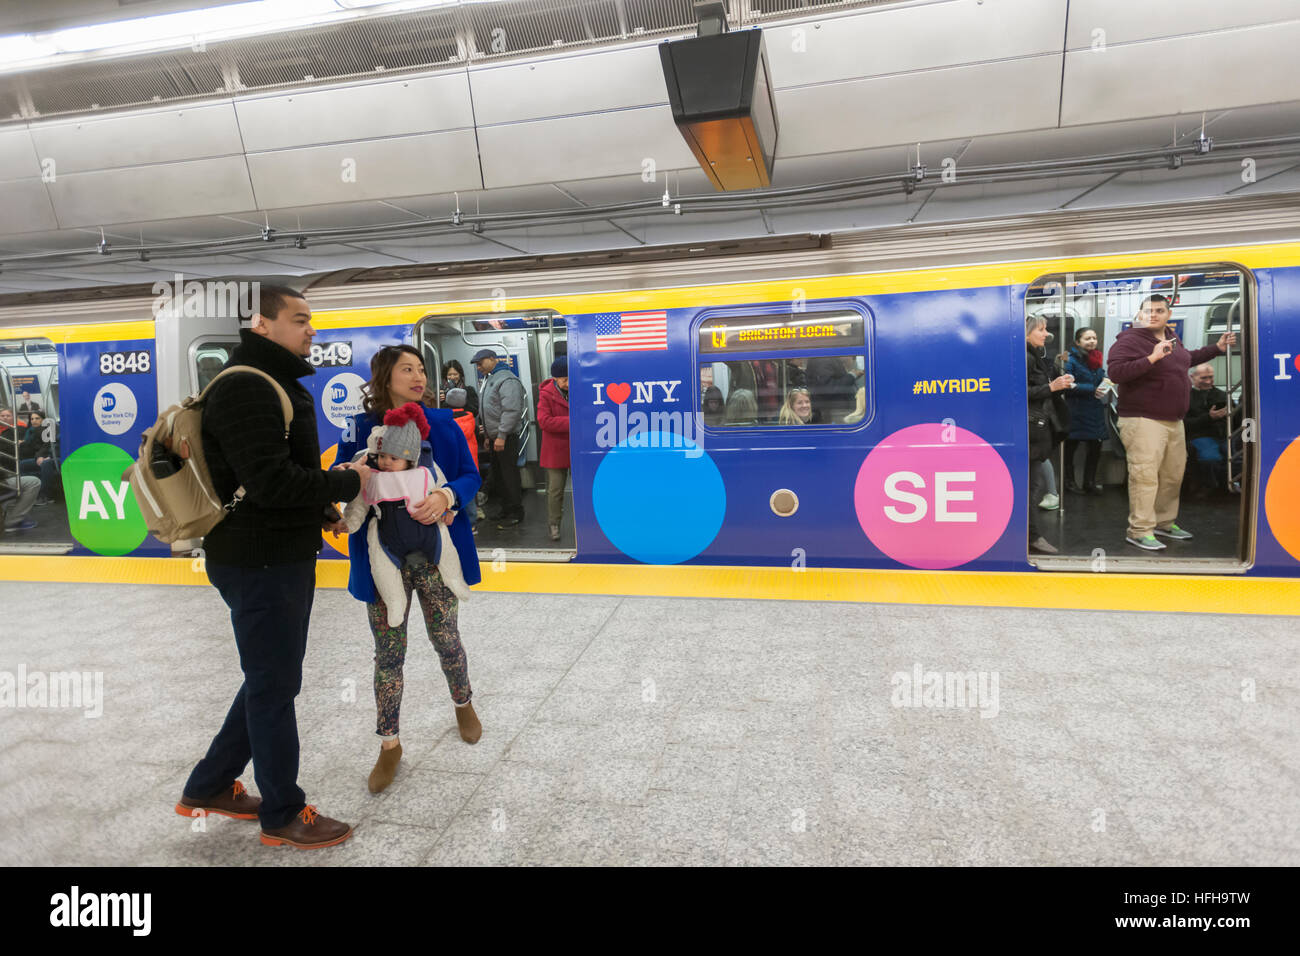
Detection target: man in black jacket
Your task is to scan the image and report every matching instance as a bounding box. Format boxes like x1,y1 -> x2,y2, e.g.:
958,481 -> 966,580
1184,363 -> 1233,495
176,284 -> 368,850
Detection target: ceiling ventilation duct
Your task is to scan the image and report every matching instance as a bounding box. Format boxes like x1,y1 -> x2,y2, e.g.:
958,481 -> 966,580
658,3 -> 778,191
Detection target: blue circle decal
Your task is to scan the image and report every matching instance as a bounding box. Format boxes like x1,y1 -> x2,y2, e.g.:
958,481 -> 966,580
592,430 -> 725,564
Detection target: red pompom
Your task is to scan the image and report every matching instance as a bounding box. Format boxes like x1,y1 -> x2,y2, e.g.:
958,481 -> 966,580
383,402 -> 430,439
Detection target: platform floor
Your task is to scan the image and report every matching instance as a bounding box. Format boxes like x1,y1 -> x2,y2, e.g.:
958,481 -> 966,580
1,582 -> 1296,866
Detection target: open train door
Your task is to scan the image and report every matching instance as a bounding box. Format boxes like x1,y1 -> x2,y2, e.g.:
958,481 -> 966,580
1024,265 -> 1255,573
415,309 -> 572,562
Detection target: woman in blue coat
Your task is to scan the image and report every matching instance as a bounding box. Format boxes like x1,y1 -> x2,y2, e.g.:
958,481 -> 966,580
1063,327 -> 1108,495
335,344 -> 482,794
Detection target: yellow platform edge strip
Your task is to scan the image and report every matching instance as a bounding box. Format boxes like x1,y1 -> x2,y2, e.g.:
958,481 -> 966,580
1,555 -> 1296,616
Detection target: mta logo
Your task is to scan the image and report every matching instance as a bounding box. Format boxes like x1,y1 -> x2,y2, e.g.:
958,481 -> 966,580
330,383 -> 348,402
101,393 -> 117,411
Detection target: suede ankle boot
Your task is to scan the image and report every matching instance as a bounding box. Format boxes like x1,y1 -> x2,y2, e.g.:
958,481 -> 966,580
368,742 -> 402,794
455,701 -> 482,744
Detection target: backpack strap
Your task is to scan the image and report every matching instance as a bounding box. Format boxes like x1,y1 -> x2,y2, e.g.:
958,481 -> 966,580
201,365 -> 295,512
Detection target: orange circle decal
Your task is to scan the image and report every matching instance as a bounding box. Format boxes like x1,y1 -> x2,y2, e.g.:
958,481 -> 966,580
1264,436 -> 1300,562
321,443 -> 349,557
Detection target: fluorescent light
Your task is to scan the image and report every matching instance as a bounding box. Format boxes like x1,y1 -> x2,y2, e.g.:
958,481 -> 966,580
0,0 -> 464,73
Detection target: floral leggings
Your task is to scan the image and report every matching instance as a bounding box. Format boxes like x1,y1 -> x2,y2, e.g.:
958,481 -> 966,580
367,561 -> 472,738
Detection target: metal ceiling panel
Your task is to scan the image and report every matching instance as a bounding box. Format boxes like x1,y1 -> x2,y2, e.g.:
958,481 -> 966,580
342,233 -> 508,262
118,214 -> 268,243
246,131 -> 482,208
469,44 -> 667,126
480,220 -> 638,255
1061,21 -> 1300,126
610,209 -> 767,246
957,118 -> 1180,166
1200,102 -> 1300,142
46,156 -> 256,228
235,74 -> 475,152
913,173 -> 1108,222
389,184 -> 585,217
555,175 -> 669,207
1234,163 -> 1300,195
0,128 -> 40,180
1071,160 -> 1300,209
263,200 -> 424,232
0,228 -> 108,253
0,178 -> 59,233
1065,0 -> 1299,47
775,55 -> 1062,157
554,166 -> 712,205
241,244 -> 408,271
770,138 -> 971,187
760,192 -> 927,234
765,0 -> 1067,88
477,106 -> 694,188
28,103 -> 242,175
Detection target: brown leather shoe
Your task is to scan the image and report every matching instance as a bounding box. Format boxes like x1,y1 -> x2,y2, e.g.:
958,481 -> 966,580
175,780 -> 260,820
367,742 -> 402,794
455,700 -> 482,744
260,805 -> 353,849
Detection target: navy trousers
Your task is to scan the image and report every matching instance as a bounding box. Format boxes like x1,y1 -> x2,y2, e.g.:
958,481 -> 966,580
184,560 -> 316,829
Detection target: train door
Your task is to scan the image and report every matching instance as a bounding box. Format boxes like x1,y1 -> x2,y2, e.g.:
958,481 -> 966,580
415,309 -> 571,560
1024,265 -> 1254,572
0,337 -> 74,553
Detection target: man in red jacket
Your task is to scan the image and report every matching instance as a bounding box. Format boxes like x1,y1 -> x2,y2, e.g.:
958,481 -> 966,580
537,356 -> 570,542
1108,295 -> 1236,551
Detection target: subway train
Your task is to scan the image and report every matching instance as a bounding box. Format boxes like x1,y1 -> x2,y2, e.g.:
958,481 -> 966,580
2,194 -> 1299,610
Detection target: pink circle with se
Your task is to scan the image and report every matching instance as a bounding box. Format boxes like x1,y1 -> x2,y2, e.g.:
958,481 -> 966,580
854,423 -> 1014,570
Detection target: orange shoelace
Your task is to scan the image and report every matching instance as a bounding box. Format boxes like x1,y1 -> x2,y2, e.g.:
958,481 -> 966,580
299,805 -> 319,825
232,781 -> 247,798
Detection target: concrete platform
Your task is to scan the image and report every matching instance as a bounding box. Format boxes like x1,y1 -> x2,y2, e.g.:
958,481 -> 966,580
0,581 -> 1296,866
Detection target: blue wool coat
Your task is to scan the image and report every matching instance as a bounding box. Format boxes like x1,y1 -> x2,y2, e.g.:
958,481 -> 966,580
337,406 -> 482,602
1064,347 -> 1108,441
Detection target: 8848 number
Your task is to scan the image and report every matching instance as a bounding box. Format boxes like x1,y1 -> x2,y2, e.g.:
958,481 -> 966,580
99,350 -> 151,374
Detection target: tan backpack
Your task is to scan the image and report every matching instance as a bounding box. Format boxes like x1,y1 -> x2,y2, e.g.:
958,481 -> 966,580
123,366 -> 292,543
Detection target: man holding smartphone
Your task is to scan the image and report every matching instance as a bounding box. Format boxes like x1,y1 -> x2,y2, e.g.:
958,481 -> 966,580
1107,295 -> 1236,551
1185,363 -> 1234,495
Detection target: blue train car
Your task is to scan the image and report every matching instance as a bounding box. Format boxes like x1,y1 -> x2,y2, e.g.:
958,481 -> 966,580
2,201 -> 1297,613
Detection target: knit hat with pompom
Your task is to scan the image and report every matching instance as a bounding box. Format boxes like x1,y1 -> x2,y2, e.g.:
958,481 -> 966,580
379,403 -> 429,463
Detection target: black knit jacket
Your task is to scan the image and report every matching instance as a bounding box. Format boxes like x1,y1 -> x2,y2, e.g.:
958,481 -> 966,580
200,330 -> 360,567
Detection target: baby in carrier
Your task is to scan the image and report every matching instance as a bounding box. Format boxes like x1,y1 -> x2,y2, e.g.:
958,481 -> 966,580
343,403 -> 471,625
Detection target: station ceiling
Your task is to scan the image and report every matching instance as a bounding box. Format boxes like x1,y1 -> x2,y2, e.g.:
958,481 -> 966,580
1,0 -> 1298,293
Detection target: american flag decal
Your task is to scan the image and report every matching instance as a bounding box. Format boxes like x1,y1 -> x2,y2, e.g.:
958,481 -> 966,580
595,311 -> 669,352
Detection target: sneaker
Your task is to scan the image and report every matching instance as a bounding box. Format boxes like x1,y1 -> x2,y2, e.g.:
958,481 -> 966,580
1126,535 -> 1167,551
3,517 -> 36,532
1029,536 -> 1058,554
1037,493 -> 1059,510
548,524 -> 560,541
1154,524 -> 1193,540
496,516 -> 522,529
175,780 -> 261,820
260,805 -> 353,849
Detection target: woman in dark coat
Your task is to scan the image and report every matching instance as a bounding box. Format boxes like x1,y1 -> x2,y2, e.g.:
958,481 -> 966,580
440,359 -> 479,418
1026,316 -> 1074,554
1063,327 -> 1108,495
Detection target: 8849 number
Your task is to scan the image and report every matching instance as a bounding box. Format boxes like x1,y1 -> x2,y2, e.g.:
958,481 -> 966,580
308,341 -> 353,368
99,350 -> 151,374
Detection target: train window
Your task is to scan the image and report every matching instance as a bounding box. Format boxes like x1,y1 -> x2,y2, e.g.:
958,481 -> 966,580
698,310 -> 868,427
191,339 -> 238,392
